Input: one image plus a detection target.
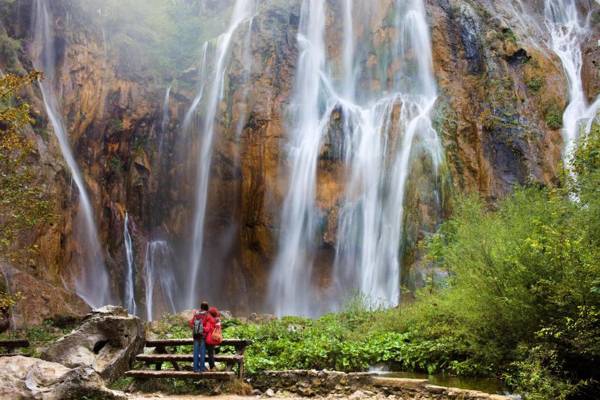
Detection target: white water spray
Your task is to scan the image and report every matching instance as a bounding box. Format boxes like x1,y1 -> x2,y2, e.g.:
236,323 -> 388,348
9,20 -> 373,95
181,43 -> 209,136
143,240 -> 178,321
123,213 -> 136,315
186,1 -> 256,308
544,0 -> 600,165
268,0 -> 327,317
158,85 -> 172,157
269,0 -> 442,315
32,0 -> 111,308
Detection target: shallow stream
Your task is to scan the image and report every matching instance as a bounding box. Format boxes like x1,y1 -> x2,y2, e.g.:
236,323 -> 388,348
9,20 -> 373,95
376,371 -> 511,396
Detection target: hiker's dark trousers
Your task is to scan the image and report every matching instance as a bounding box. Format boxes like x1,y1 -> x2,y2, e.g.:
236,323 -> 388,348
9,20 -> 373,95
206,345 -> 215,369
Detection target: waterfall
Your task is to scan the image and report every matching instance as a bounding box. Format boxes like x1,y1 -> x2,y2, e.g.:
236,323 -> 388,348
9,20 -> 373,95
268,0 -> 327,317
143,240 -> 178,321
544,0 -> 600,165
235,17 -> 256,139
186,0 -> 256,308
123,213 -> 136,315
158,85 -> 172,157
181,42 -> 209,135
269,0 -> 442,315
32,0 -> 112,308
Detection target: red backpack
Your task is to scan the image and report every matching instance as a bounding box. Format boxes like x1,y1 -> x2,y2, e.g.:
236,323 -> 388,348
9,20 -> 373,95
208,318 -> 223,345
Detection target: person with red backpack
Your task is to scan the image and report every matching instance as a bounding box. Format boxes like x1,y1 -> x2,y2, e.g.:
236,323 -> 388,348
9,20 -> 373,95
204,307 -> 223,371
188,301 -> 213,372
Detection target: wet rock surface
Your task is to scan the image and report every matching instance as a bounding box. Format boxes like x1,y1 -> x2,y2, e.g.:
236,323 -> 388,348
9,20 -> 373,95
0,263 -> 89,328
41,306 -> 145,383
0,0 -> 598,320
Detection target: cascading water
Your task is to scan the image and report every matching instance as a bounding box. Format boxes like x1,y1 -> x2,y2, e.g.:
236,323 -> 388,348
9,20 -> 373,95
181,42 -> 209,135
335,0 -> 441,309
268,0 -> 327,317
544,0 -> 600,166
32,0 -> 112,308
186,0 -> 256,308
269,0 -> 442,316
123,212 -> 136,315
234,17 -> 256,139
158,85 -> 172,157
143,240 -> 178,321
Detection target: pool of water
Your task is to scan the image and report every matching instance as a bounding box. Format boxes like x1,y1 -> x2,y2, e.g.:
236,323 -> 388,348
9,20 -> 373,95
374,371 -> 510,395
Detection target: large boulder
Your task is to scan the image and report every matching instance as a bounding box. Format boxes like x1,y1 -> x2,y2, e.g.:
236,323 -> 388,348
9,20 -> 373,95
0,356 -> 125,400
41,306 -> 144,383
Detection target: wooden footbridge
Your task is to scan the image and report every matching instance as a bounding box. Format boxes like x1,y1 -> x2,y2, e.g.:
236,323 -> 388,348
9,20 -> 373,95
125,338 -> 252,381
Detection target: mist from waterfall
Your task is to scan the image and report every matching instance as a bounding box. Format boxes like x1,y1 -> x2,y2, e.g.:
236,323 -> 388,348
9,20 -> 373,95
32,0 -> 112,308
186,0 -> 256,309
123,213 -> 137,315
181,42 -> 209,136
158,85 -> 172,157
143,240 -> 178,321
268,0 -> 327,317
544,0 -> 600,165
268,0 -> 443,316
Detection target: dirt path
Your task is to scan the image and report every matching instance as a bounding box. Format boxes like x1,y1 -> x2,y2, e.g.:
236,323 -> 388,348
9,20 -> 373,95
128,396 -> 253,400
127,395 -> 305,400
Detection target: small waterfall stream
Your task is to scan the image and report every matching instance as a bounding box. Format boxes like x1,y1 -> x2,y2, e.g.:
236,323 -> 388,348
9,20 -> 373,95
32,0 -> 111,308
544,0 -> 600,165
268,0 -> 328,317
143,240 -> 178,321
181,42 -> 209,135
268,0 -> 442,316
186,0 -> 256,308
123,213 -> 137,315
158,85 -> 172,157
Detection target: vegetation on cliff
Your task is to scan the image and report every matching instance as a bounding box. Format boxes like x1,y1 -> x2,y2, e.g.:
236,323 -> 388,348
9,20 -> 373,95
0,72 -> 54,266
72,0 -> 232,77
0,71 -> 57,329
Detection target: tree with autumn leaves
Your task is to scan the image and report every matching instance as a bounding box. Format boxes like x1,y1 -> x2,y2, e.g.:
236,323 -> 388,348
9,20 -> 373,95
0,71 -> 44,332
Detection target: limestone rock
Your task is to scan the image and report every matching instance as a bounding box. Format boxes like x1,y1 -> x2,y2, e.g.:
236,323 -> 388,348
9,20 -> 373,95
248,313 -> 277,324
0,356 -> 125,400
41,306 -> 144,383
0,0 -> 592,320
0,264 -> 89,328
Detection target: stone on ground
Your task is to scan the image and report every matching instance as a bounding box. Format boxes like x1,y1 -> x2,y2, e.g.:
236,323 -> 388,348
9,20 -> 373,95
0,355 -> 126,399
41,305 -> 145,383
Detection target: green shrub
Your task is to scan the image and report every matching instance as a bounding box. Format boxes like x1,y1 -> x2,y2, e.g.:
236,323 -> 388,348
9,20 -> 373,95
526,77 -> 544,92
545,104 -> 563,129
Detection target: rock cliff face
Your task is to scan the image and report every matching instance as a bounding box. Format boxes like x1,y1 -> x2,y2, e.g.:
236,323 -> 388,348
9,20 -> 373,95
0,0 -> 598,322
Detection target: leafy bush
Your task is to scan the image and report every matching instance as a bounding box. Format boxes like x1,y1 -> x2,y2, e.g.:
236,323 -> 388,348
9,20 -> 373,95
526,76 -> 544,92
0,72 -> 55,261
545,103 -> 564,129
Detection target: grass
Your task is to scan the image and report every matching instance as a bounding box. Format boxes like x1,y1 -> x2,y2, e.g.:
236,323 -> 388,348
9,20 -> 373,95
0,319 -> 78,358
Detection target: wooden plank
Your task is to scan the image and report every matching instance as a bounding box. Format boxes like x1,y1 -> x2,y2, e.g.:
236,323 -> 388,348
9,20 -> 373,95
145,338 -> 252,347
136,354 -> 242,363
154,344 -> 180,371
125,370 -> 235,380
0,339 -> 30,349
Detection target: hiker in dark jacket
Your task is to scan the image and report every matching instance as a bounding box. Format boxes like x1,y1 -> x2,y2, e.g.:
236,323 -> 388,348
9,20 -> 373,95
188,301 -> 212,372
